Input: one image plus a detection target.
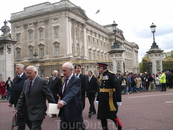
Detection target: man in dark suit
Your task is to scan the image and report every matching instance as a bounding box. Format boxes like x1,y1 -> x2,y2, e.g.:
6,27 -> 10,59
86,70 -> 99,117
58,62 -> 82,130
9,64 -> 31,130
13,65 -> 55,130
74,64 -> 87,130
74,64 -> 87,110
49,70 -> 62,103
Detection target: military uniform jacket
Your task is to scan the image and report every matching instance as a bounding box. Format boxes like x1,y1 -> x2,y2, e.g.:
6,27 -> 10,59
97,70 -> 121,119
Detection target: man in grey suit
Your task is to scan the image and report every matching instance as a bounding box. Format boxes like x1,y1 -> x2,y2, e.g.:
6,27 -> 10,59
13,65 -> 55,130
58,62 -> 83,130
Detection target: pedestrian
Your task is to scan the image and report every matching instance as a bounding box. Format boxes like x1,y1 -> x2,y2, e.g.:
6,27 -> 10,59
49,70 -> 62,118
148,73 -> 155,91
86,70 -> 99,118
13,65 -> 55,130
58,62 -> 83,130
144,74 -> 149,91
96,62 -> 122,130
155,74 -> 161,91
5,77 -> 13,100
0,80 -> 6,100
74,64 -> 87,129
160,70 -> 166,91
49,70 -> 62,103
121,74 -> 128,94
127,73 -> 132,93
74,64 -> 87,110
134,74 -> 142,93
9,64 -> 31,130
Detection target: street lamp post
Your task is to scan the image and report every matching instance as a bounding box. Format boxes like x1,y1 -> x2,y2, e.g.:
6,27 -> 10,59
150,23 -> 158,49
111,21 -> 119,49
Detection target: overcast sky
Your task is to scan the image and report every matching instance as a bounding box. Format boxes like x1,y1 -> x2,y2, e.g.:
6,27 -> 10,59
1,0 -> 173,62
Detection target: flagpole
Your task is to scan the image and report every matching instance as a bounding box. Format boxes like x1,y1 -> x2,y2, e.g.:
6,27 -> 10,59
95,8 -> 101,24
99,8 -> 101,25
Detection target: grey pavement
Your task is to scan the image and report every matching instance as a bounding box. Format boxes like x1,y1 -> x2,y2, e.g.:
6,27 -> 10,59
0,89 -> 173,130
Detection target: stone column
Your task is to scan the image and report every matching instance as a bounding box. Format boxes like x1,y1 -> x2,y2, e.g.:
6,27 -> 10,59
0,21 -> 17,80
83,24 -> 87,59
108,48 -> 125,74
147,48 -> 163,74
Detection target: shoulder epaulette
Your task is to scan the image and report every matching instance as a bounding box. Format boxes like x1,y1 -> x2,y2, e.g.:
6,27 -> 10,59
109,71 -> 115,74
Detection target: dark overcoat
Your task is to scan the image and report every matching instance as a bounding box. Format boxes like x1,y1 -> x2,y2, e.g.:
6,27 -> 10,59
97,70 -> 122,119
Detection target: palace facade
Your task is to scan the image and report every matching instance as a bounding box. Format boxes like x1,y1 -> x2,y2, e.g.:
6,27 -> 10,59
9,0 -> 139,76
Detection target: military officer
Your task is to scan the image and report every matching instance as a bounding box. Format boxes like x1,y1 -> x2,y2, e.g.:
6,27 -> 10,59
96,62 -> 122,130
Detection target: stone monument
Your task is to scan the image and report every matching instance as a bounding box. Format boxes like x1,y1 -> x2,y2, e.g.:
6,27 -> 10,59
0,20 -> 16,80
108,47 -> 125,74
147,46 -> 163,74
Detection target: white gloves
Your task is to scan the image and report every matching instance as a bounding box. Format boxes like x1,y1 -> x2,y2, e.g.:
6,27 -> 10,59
96,101 -> 99,104
117,102 -> 122,105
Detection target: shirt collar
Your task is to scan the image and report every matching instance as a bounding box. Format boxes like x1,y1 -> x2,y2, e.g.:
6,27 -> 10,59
75,73 -> 80,77
18,73 -> 24,78
30,76 -> 37,84
67,73 -> 73,81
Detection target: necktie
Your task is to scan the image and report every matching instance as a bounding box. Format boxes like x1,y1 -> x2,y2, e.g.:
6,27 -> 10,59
76,74 -> 78,77
62,78 -> 68,97
28,81 -> 32,94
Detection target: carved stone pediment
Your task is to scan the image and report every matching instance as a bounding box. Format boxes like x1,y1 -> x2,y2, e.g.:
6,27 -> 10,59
117,30 -> 125,40
70,7 -> 88,19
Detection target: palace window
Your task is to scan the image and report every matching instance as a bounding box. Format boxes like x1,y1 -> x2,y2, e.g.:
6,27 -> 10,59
29,49 -> 33,58
17,51 -> 21,60
29,32 -> 33,41
39,30 -> 43,39
38,27 -> 44,39
39,48 -> 44,58
53,42 -> 60,56
16,34 -> 21,43
54,27 -> 59,37
55,46 -> 59,56
28,29 -> 33,41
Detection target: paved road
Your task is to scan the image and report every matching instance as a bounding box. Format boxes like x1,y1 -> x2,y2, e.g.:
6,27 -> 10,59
0,89 -> 173,130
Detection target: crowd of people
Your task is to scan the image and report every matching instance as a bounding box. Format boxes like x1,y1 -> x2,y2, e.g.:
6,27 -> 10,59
0,77 -> 13,100
116,69 -> 173,94
0,62 -> 173,130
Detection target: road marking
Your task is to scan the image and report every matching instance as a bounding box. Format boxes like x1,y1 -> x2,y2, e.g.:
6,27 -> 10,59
128,93 -> 173,98
165,101 -> 173,103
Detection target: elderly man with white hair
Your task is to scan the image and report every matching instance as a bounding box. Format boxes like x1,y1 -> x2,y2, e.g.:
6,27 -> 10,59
14,65 -> 55,130
58,62 -> 83,130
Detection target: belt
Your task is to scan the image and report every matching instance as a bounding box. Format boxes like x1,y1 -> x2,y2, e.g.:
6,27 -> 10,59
99,88 -> 116,111
100,88 -> 116,92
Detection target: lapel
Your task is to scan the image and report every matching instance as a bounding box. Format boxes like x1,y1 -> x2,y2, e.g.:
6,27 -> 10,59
28,76 -> 39,96
66,75 -> 75,89
25,80 -> 30,97
20,73 -> 25,80
79,74 -> 81,79
89,75 -> 93,82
